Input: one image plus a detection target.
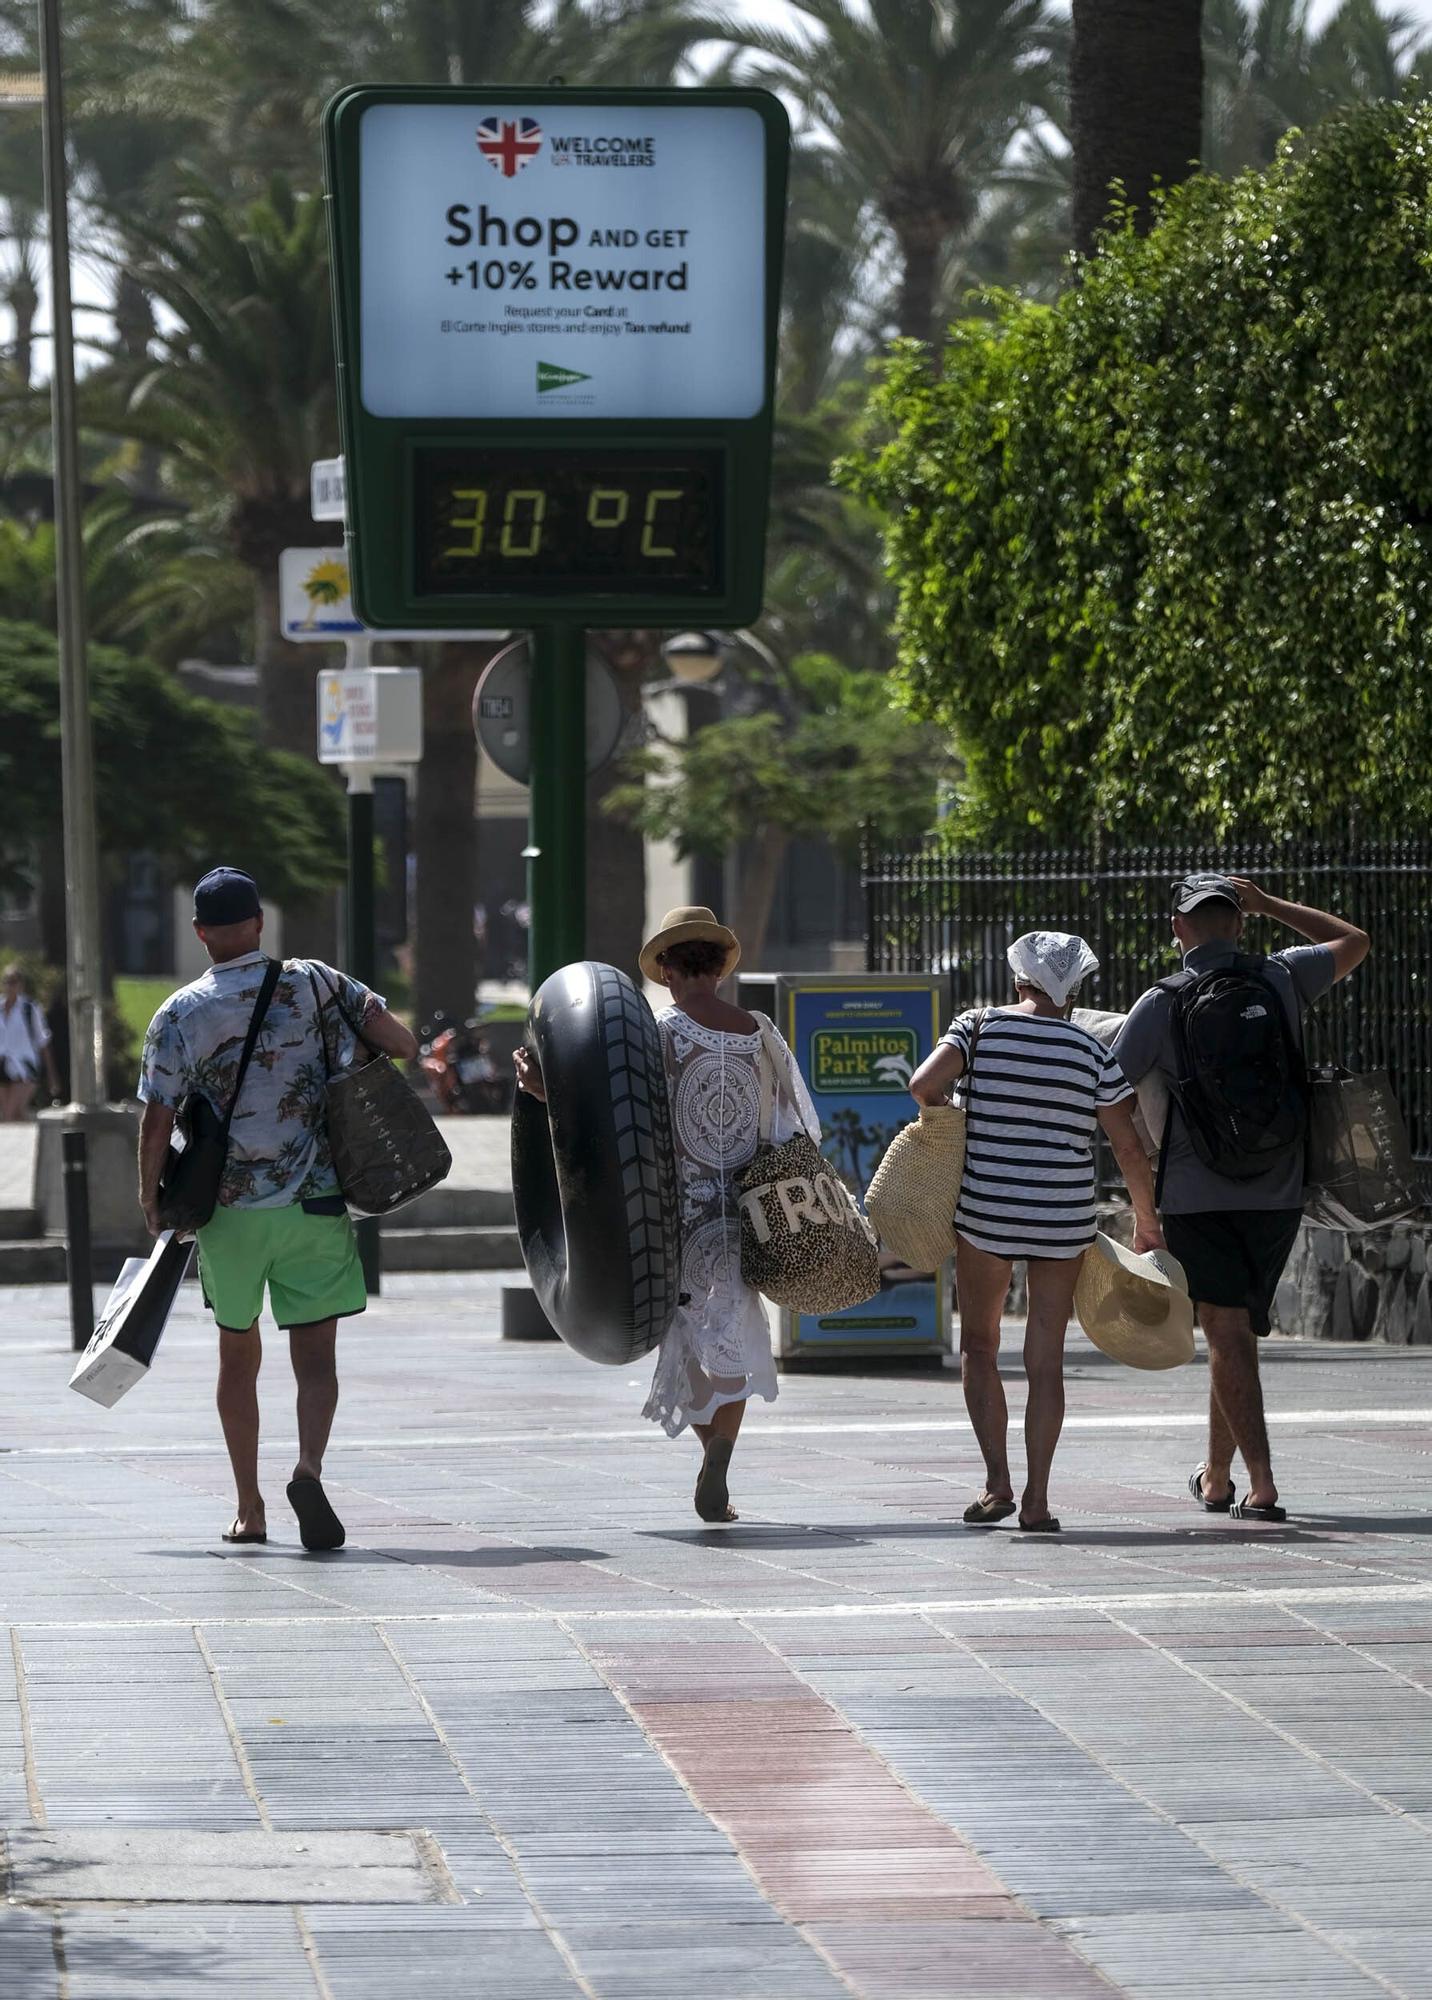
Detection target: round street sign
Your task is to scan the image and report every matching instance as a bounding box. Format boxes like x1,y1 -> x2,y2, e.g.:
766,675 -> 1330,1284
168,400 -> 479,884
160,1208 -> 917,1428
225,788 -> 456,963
473,638 -> 629,783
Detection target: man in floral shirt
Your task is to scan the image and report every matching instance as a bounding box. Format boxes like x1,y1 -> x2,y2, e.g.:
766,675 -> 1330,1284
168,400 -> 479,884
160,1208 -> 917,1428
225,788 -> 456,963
138,868 -> 417,1551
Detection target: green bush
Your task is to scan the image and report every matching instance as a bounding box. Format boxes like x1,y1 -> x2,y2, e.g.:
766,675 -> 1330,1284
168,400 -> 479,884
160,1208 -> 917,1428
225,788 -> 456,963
843,99 -> 1432,841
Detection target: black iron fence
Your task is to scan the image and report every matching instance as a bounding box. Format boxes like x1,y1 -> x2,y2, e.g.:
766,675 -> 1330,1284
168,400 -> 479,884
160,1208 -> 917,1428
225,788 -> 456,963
864,835 -> 1432,1161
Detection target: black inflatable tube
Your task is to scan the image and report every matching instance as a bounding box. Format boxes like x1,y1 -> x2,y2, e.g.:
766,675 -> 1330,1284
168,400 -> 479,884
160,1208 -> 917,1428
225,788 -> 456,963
511,961 -> 683,1365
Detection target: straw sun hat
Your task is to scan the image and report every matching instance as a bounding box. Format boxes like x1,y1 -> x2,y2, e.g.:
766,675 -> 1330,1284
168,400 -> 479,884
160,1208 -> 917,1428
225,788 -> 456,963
1074,1235 -> 1196,1370
639,906 -> 741,984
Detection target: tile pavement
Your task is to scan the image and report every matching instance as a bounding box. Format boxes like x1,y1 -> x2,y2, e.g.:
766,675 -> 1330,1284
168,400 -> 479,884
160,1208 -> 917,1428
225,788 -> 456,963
3,1271 -> 1432,1997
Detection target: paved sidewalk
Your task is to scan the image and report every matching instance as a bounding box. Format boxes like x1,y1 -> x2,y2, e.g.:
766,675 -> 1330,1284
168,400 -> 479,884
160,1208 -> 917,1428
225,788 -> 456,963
4,1276 -> 1432,1998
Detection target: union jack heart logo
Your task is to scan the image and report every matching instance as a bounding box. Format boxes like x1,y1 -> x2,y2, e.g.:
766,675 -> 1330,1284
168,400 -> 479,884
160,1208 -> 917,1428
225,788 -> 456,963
476,117 -> 542,178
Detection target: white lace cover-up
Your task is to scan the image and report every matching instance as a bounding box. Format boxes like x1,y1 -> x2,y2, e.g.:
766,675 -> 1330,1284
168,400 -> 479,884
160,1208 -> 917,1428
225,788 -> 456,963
642,1006 -> 820,1438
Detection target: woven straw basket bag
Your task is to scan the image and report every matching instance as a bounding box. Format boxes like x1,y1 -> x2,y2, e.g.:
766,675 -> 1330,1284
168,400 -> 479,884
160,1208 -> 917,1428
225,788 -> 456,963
865,1104 -> 964,1270
865,1011 -> 986,1270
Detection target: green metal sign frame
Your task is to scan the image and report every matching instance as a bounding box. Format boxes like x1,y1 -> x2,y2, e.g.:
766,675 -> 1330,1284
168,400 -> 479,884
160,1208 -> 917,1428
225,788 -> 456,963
322,84 -> 790,631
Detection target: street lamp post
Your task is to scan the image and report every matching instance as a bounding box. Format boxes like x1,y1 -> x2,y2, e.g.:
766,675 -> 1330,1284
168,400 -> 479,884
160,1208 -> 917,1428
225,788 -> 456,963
38,0 -> 106,1347
38,0 -> 105,1109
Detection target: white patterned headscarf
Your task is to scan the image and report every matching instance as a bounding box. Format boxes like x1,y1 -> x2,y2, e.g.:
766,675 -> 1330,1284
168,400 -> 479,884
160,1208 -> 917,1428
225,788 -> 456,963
1007,931 -> 1100,1009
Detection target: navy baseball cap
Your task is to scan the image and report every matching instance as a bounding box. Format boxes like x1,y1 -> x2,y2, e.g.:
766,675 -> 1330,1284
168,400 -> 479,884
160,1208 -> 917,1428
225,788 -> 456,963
1172,872 -> 1241,915
193,867 -> 261,925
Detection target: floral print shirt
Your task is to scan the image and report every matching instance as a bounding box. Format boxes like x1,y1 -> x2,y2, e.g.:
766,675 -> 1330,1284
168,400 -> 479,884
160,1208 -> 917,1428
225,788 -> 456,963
139,951 -> 383,1209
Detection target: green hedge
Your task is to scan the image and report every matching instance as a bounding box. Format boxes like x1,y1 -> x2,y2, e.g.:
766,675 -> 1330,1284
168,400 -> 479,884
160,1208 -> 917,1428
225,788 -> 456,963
844,99 -> 1432,840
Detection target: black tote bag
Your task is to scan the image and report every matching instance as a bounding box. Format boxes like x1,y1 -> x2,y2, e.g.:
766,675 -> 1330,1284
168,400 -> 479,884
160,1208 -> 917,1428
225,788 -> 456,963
307,968 -> 452,1216
1304,1065 -> 1423,1231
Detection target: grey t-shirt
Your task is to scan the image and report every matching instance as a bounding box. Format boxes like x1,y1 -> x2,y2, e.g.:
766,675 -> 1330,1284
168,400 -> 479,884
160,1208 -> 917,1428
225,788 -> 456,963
1112,942 -> 1336,1213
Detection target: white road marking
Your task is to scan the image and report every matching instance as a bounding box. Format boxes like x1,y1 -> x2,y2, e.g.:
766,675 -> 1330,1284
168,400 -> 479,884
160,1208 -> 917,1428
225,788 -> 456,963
3,1408 -> 1431,1459
6,1579 -> 1432,1634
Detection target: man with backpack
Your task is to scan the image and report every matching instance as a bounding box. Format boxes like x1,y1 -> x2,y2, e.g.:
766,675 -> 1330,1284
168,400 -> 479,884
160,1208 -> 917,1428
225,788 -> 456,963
137,868 -> 417,1551
1113,873 -> 1369,1521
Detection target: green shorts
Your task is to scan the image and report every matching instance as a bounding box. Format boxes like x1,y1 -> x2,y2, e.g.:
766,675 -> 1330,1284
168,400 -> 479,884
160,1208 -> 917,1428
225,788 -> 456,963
196,1201 -> 366,1331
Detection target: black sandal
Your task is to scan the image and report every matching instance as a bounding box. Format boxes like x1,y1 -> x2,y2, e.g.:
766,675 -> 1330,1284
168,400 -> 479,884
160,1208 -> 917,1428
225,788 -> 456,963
1189,1465 -> 1236,1513
1016,1515 -> 1061,1534
1229,1497 -> 1287,1523
963,1493 -> 1017,1526
694,1437 -> 736,1523
221,1521 -> 266,1544
286,1477 -> 345,1551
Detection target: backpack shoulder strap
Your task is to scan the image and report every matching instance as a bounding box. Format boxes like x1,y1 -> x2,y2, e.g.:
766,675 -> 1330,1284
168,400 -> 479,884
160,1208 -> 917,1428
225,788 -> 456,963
221,958 -> 281,1137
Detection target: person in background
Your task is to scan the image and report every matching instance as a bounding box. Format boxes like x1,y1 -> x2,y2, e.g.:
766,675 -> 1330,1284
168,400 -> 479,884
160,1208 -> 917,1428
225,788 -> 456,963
137,869 -> 417,1552
1114,873 -> 1369,1523
909,932 -> 1162,1535
1,965 -> 61,1119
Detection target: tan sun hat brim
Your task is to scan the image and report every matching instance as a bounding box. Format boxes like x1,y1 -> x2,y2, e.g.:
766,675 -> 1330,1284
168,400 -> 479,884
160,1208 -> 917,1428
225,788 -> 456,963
639,907 -> 741,984
1075,1233 -> 1196,1371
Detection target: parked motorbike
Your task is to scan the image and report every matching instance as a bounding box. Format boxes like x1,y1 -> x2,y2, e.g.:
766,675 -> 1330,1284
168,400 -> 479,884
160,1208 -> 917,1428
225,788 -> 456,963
419,1018 -> 509,1114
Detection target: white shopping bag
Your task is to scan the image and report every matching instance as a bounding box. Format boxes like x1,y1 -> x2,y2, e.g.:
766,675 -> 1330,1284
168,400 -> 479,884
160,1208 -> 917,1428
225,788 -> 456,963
69,1231 -> 194,1408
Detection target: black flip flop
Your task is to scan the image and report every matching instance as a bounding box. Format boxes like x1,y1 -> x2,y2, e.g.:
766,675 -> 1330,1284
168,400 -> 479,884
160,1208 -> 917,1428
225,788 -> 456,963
1189,1465 -> 1236,1513
221,1522 -> 266,1544
694,1437 -> 735,1523
1016,1515 -> 1061,1534
963,1494 -> 1017,1526
1230,1497 -> 1287,1523
286,1477 -> 345,1551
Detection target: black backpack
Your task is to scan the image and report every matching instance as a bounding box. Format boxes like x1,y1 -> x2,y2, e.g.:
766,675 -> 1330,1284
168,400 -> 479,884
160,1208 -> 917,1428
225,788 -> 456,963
1157,953 -> 1308,1188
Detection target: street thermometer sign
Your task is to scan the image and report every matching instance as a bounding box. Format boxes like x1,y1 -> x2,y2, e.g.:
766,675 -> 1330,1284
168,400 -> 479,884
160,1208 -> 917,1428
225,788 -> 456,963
322,85 -> 789,628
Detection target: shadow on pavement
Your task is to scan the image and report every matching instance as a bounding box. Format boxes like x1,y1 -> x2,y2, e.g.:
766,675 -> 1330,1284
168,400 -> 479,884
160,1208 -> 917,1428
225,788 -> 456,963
639,1521 -> 1351,1549
194,1543 -> 610,1566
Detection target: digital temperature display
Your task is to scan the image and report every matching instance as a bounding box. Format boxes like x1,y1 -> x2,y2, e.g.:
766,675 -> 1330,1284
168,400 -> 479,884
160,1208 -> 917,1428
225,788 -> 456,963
415,447 -> 722,598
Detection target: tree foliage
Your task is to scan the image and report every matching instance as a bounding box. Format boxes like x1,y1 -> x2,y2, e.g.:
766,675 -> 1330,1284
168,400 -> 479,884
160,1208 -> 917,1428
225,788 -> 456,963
0,619 -> 344,899
607,652 -> 953,857
844,99 -> 1432,841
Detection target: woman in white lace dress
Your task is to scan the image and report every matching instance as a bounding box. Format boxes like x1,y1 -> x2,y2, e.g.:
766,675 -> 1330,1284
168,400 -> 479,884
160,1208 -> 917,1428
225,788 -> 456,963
514,906 -> 818,1524
635,908 -> 819,1523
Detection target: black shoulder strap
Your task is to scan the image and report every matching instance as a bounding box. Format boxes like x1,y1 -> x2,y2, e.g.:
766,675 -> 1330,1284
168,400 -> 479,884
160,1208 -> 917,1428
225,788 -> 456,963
965,1007 -> 988,1082
221,958 -> 281,1138
306,964 -> 378,1077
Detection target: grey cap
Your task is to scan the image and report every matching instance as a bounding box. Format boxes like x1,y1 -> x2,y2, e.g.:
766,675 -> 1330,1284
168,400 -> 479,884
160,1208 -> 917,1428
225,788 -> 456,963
1172,872 -> 1241,915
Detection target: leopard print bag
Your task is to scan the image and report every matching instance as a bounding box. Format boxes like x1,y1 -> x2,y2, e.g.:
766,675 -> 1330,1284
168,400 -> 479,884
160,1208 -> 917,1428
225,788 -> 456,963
736,1025 -> 880,1314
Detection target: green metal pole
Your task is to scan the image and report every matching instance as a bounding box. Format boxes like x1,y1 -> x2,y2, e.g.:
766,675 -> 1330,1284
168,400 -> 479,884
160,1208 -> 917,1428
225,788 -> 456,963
527,625 -> 587,988
345,764 -> 380,1294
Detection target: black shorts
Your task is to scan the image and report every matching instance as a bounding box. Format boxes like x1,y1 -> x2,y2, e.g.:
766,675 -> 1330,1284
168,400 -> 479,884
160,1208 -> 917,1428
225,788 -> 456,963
1162,1208 -> 1303,1337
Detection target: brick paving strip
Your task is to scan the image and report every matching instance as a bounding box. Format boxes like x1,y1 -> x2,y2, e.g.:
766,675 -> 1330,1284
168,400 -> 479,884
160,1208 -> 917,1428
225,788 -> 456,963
583,1633 -> 1118,1997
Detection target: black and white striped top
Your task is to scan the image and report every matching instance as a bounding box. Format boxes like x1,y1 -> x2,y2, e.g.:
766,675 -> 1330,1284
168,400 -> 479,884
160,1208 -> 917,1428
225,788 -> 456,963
942,1008 -> 1133,1261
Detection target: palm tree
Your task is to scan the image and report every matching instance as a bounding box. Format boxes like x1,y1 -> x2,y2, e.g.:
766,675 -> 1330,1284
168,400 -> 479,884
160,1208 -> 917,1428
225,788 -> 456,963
736,0 -> 1057,346
92,174 -> 336,755
779,146 -> 880,413
1070,0 -> 1205,254
0,106 -> 43,387
1203,0 -> 1426,177
0,497 -> 246,654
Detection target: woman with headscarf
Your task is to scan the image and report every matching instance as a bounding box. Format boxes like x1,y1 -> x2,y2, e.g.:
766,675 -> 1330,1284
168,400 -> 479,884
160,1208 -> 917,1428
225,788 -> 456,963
908,932 -> 1162,1533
